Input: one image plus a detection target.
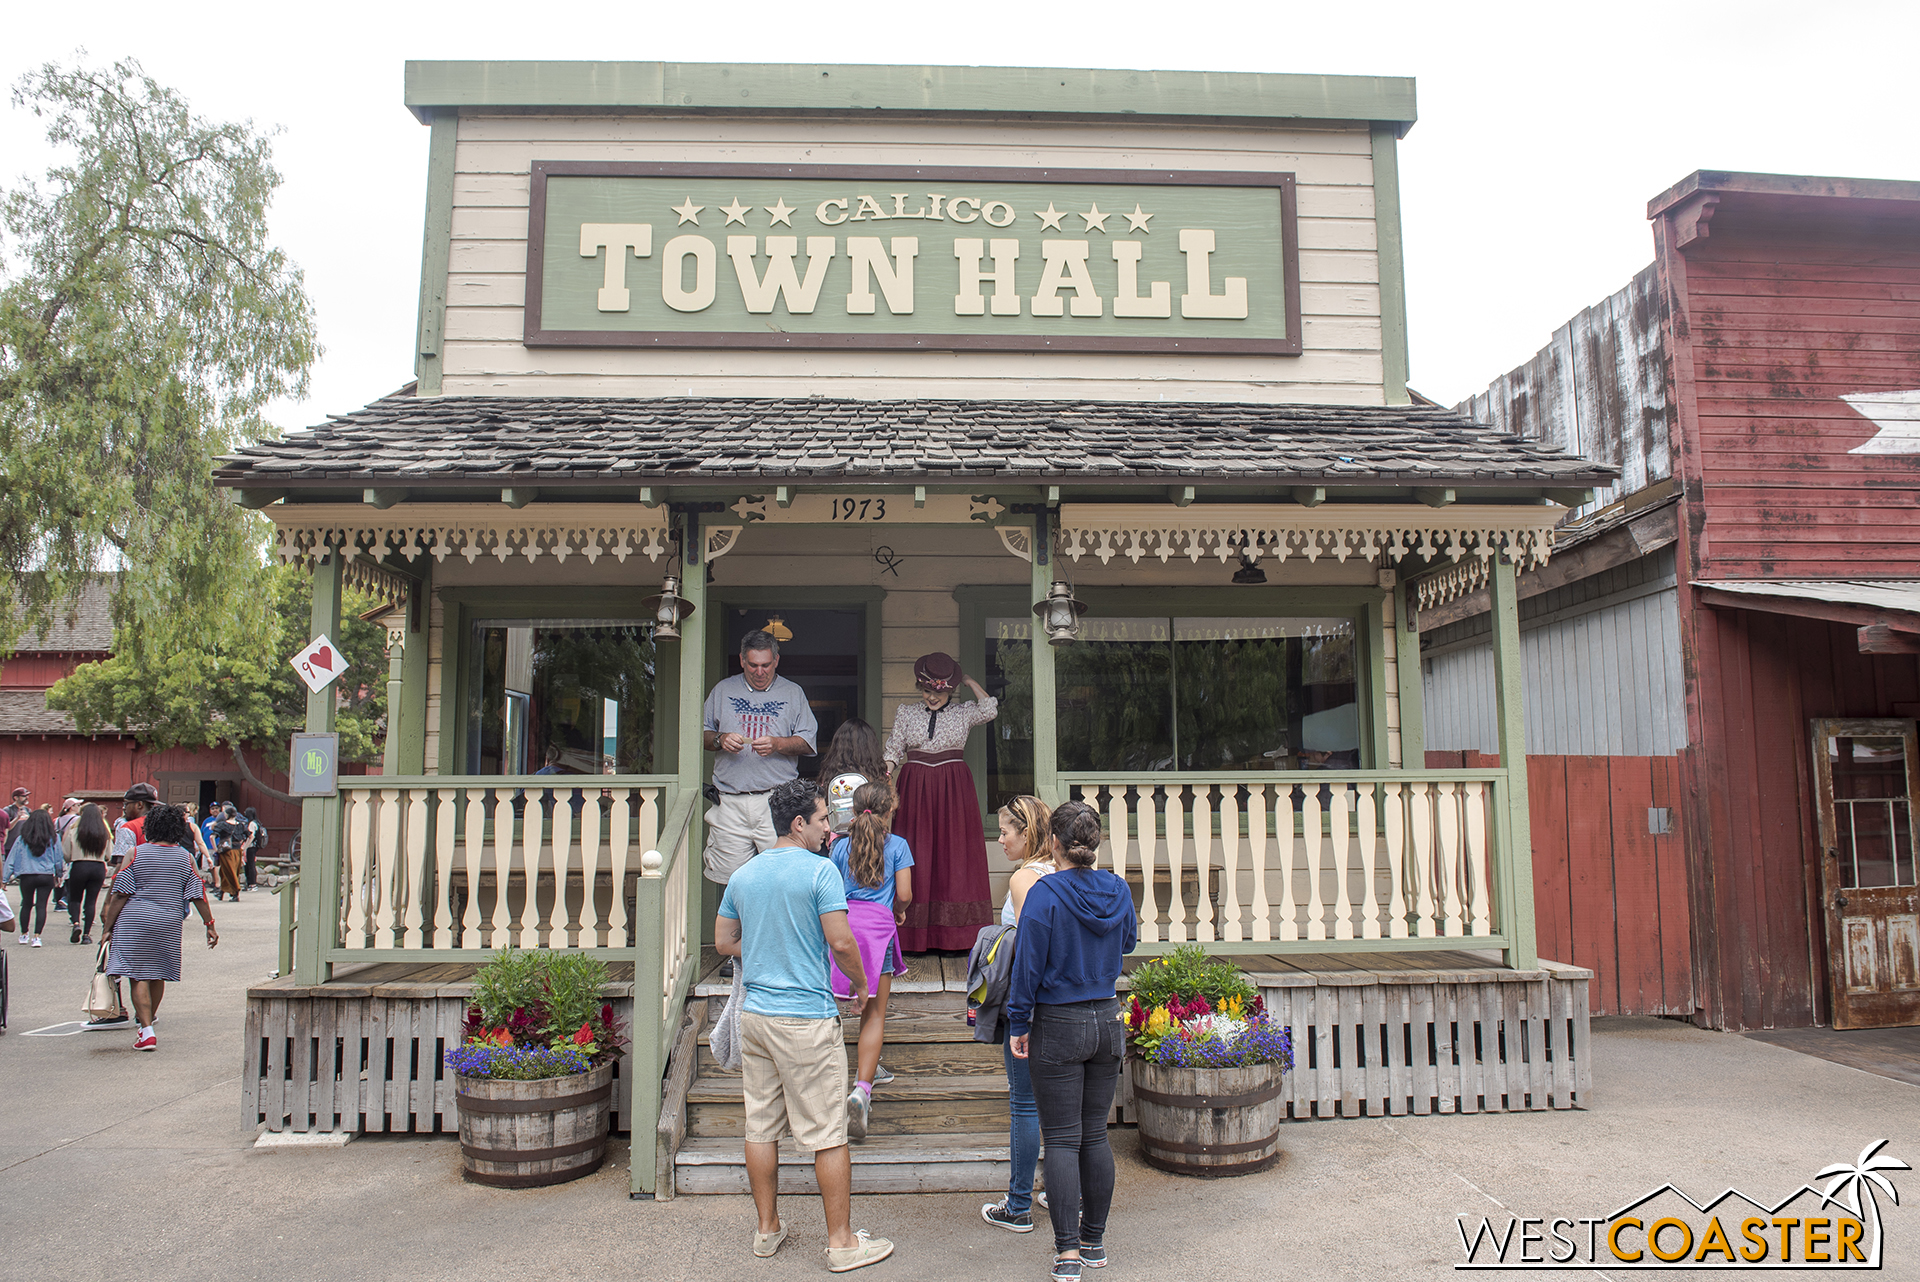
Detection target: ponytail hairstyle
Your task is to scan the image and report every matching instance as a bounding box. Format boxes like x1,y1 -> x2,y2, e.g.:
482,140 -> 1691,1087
997,795 -> 1053,868
1048,801 -> 1103,870
846,780 -> 897,888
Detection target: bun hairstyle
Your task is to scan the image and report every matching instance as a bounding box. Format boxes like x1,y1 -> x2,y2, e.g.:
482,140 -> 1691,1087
998,795 -> 1053,866
143,803 -> 194,848
1048,801 -> 1104,869
846,780 -> 897,888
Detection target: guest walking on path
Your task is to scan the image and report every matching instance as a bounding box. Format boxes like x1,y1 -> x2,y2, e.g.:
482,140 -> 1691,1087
715,779 -> 893,1273
1005,802 -> 1137,1282
884,652 -> 997,952
100,804 -> 219,1052
826,780 -> 914,1142
63,803 -> 112,944
5,809 -> 66,947
981,793 -> 1055,1233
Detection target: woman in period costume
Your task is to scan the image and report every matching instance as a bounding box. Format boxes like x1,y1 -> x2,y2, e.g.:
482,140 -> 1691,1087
885,652 -> 997,951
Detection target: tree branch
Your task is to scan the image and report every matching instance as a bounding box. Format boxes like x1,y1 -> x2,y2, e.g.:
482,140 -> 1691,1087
231,741 -> 296,805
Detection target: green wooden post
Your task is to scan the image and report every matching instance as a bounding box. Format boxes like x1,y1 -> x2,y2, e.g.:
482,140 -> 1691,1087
1488,556 -> 1538,969
381,635 -> 406,777
1365,597 -> 1390,769
413,112 -> 458,397
1029,515 -> 1060,806
294,553 -> 344,985
630,865 -> 665,1197
396,567 -> 432,775
1393,579 -> 1425,769
1371,123 -> 1411,408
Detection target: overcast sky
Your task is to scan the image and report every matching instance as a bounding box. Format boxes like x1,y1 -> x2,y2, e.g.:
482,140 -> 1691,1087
4,0 -> 1914,428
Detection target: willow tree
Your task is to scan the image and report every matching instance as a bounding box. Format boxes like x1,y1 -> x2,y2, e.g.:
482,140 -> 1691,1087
0,57 -> 318,656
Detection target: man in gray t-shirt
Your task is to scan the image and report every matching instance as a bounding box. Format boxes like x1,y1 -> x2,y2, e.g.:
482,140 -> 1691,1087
701,630 -> 818,885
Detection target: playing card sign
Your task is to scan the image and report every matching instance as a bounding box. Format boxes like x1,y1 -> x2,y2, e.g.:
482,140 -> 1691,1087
291,634 -> 349,694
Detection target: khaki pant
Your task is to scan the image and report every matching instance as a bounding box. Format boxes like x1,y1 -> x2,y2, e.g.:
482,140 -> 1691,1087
740,1010 -> 849,1152
702,791 -> 777,884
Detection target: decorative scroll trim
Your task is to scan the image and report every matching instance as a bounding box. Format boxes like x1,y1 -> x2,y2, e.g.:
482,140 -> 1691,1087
705,527 -> 744,561
1054,503 -> 1562,569
1412,559 -> 1493,612
996,526 -> 1032,563
263,504 -> 672,568
341,559 -> 416,609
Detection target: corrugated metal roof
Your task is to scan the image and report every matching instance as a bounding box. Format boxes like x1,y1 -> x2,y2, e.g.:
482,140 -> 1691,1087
1692,579 -> 1920,617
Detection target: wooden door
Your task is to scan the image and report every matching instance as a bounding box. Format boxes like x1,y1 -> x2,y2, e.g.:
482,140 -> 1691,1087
1811,719 -> 1920,1029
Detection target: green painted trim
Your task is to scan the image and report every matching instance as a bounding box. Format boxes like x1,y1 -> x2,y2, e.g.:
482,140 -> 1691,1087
295,555 -> 344,985
629,787 -> 698,1197
437,596 -> 464,775
396,562 -> 431,775
955,584 -> 1032,831
414,112 -> 458,396
1364,596 -> 1389,770
1029,523 -> 1061,807
405,61 -> 1416,128
1488,559 -> 1538,970
1392,579 -> 1424,768
1370,124 -> 1410,407
675,516 -> 710,803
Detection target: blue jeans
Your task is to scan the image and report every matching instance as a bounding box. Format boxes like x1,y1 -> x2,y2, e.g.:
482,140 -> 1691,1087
1028,998 -> 1124,1254
1005,1037 -> 1041,1214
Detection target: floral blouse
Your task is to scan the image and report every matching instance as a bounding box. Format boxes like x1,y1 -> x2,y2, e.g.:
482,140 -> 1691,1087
884,695 -> 999,766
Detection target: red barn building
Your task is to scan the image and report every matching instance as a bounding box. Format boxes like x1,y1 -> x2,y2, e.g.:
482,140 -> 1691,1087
1,580 -> 306,847
1428,172 -> 1920,1031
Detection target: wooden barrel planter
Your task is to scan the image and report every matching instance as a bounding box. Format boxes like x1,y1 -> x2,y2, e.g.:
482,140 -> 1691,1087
455,1062 -> 615,1187
1130,1059 -> 1285,1176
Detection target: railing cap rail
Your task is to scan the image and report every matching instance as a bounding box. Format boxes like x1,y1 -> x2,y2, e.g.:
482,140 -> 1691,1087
1058,769 -> 1505,784
336,773 -> 679,789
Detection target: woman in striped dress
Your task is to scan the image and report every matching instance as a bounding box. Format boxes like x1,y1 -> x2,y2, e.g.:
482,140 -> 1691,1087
99,805 -> 219,1052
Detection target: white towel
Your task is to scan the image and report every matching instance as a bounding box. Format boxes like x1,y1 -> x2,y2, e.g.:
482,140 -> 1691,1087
709,964 -> 745,1072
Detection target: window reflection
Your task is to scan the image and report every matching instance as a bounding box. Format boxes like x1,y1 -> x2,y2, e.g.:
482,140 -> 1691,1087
467,620 -> 656,776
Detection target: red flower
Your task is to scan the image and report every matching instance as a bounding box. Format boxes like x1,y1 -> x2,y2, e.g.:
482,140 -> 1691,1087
481,1026 -> 512,1047
601,1003 -> 615,1025
573,1021 -> 595,1047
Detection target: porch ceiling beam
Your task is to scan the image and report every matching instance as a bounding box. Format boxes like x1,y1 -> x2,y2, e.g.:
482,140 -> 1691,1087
1414,487 -> 1454,508
1168,486 -> 1195,507
363,488 -> 408,509
1858,624 -> 1920,655
1697,588 -> 1920,636
1545,487 -> 1597,507
235,489 -> 287,509
500,487 -> 538,509
1291,486 -> 1326,507
775,486 -> 794,508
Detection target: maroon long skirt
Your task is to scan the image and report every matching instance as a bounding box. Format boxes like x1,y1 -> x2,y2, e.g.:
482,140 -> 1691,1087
892,750 -> 993,951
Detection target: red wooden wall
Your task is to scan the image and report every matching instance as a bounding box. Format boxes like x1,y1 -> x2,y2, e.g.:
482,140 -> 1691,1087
1428,750 -> 1694,1016
1676,198 -> 1920,578
1680,608 -> 1920,1030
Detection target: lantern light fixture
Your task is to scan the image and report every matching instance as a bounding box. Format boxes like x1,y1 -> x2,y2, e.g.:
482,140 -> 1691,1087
1032,579 -> 1088,646
641,573 -> 696,641
763,614 -> 795,642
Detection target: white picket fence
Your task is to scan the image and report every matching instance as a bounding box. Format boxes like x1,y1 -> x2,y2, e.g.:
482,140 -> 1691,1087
1063,773 -> 1503,947
334,778 -> 673,952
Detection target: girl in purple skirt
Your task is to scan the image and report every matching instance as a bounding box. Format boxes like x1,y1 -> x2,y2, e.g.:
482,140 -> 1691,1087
826,780 -> 914,1142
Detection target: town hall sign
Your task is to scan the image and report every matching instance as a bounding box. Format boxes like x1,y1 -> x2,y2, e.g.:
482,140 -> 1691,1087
525,164 -> 1301,355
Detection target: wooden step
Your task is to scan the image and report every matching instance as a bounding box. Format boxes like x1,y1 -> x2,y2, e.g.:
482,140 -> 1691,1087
695,1039 -> 1004,1076
675,1133 -> 1011,1195
692,949 -> 974,999
697,994 -> 978,1046
687,1071 -> 1011,1139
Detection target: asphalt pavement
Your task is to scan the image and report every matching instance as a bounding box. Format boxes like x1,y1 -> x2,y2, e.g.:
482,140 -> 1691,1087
2,889 -> 1915,1281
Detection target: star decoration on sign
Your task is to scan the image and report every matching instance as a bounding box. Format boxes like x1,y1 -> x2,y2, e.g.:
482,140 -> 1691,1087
764,198 -> 796,227
1079,203 -> 1111,233
671,197 -> 704,225
1035,202 -> 1067,232
1124,203 -> 1153,233
719,198 -> 751,226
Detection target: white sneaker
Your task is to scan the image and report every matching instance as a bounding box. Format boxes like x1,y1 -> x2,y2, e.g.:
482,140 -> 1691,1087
30,936 -> 43,948
15,934 -> 25,944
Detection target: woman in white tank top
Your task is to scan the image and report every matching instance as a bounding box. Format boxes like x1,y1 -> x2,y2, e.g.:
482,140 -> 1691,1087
983,795 -> 1054,1231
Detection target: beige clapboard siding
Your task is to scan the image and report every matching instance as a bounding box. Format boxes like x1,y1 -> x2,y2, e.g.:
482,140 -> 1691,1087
437,112 -> 1384,403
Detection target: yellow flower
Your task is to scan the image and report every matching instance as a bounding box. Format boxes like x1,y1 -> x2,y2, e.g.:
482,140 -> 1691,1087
1146,1007 -> 1173,1038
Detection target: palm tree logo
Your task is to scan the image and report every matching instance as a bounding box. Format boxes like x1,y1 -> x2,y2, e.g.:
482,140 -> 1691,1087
1816,1139 -> 1910,1267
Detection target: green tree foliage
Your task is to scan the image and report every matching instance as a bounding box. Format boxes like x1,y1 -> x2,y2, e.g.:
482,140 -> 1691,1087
0,57 -> 318,655
46,566 -> 390,796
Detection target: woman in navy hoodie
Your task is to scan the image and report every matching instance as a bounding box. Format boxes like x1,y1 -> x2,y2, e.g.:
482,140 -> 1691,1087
1006,801 -> 1137,1282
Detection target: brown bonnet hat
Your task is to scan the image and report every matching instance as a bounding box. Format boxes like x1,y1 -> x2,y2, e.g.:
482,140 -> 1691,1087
913,652 -> 959,692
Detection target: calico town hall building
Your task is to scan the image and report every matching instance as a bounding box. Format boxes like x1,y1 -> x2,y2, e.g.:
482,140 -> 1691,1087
219,61 -> 1613,1196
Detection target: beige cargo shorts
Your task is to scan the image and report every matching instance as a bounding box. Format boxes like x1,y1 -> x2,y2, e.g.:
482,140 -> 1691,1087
739,1010 -> 849,1152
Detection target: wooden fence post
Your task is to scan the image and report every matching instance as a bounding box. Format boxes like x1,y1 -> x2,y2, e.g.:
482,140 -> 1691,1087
294,552 -> 343,986
1489,556 -> 1539,969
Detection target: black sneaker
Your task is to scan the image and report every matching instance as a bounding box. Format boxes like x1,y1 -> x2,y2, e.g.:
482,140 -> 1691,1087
1050,1257 -> 1082,1281
1079,1244 -> 1107,1269
981,1200 -> 1033,1232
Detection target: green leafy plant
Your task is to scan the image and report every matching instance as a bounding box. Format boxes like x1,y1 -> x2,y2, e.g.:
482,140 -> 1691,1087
453,947 -> 626,1079
472,945 -> 546,1030
1127,944 -> 1258,1011
1123,946 -> 1289,1069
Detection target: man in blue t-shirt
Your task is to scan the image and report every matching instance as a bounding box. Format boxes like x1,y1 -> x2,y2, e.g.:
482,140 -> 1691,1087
715,779 -> 893,1272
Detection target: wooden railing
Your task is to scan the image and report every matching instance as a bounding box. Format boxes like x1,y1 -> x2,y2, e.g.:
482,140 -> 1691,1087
1062,771 -> 1508,952
637,791 -> 700,1027
331,776 -> 675,956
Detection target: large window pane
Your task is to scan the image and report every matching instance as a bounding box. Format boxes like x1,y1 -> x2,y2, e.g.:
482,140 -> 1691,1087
1829,735 -> 1916,888
983,617 -> 1034,809
467,620 -> 657,775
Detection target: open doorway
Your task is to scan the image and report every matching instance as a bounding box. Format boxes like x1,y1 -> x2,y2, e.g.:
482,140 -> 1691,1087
720,605 -> 868,780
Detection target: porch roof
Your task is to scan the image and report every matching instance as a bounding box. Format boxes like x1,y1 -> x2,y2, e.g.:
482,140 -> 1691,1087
216,395 -> 1615,491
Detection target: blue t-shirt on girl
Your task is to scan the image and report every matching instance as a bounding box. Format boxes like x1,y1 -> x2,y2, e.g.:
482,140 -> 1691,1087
828,834 -> 914,907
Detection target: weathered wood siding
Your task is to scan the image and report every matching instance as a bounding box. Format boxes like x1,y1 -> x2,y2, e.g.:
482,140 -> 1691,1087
1681,608 -> 1920,1030
1456,265 -> 1670,514
441,115 -> 1386,403
1672,205 -> 1920,578
1421,549 -> 1685,756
